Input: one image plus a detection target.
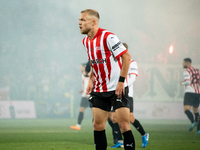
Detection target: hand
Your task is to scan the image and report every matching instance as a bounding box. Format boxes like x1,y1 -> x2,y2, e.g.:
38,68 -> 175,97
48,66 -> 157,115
115,82 -> 125,98
86,79 -> 93,94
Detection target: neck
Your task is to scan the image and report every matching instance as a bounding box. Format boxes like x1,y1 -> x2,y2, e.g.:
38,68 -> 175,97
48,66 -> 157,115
88,26 -> 99,39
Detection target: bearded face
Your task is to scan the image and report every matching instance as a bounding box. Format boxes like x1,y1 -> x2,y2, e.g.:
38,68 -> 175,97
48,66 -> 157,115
182,61 -> 188,68
79,13 -> 93,35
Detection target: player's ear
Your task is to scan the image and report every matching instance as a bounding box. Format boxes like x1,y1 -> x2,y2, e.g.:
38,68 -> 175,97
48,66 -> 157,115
92,19 -> 96,26
93,18 -> 98,26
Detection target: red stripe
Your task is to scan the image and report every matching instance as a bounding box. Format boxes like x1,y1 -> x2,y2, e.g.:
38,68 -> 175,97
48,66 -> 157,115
190,68 -> 197,93
103,32 -> 112,82
192,68 -> 198,93
184,79 -> 190,81
195,69 -> 200,93
129,73 -> 138,76
188,67 -> 200,93
116,49 -> 128,59
89,39 -> 100,92
194,69 -> 200,93
96,33 -> 107,92
125,76 -> 128,86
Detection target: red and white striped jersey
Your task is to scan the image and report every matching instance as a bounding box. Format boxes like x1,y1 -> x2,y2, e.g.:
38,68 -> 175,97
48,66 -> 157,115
82,28 -> 127,92
182,67 -> 200,94
126,60 -> 138,97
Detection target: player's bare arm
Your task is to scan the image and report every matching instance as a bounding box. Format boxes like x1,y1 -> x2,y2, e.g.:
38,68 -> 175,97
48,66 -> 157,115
86,68 -> 94,94
115,51 -> 131,98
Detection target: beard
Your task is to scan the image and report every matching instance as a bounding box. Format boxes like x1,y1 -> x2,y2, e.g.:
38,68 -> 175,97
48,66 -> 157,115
80,28 -> 91,35
183,65 -> 187,69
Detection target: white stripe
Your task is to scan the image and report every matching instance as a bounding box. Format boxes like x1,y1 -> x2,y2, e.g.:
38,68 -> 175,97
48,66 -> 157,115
93,39 -> 103,92
100,31 -> 109,92
88,40 -> 97,92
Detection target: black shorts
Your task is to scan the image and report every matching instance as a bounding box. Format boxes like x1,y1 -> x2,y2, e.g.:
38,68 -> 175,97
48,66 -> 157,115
184,92 -> 200,107
129,97 -> 134,113
80,97 -> 90,108
89,87 -> 130,112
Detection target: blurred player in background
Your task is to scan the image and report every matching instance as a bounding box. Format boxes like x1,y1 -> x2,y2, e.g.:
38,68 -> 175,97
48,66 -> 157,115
109,43 -> 149,148
79,9 -> 135,150
70,62 -> 91,130
180,58 -> 200,134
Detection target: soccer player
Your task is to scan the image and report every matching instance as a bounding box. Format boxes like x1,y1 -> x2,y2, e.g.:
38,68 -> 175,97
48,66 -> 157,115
180,58 -> 200,134
110,43 -> 149,148
79,9 -> 135,150
70,63 -> 90,130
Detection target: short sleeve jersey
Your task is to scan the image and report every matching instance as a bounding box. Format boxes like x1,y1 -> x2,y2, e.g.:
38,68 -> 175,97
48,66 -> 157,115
126,60 -> 138,97
183,67 -> 200,93
82,28 -> 127,92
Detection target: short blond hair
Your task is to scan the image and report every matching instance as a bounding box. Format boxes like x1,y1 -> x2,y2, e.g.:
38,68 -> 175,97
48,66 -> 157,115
81,9 -> 100,20
122,43 -> 128,50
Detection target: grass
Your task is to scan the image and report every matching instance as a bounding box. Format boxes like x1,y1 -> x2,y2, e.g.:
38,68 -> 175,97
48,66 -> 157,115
0,119 -> 199,150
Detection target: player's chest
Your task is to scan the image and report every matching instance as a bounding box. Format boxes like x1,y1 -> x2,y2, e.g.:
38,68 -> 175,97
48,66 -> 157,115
86,40 -> 111,57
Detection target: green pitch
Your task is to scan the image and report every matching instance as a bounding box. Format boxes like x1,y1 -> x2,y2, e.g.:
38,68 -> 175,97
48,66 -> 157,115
0,119 -> 199,150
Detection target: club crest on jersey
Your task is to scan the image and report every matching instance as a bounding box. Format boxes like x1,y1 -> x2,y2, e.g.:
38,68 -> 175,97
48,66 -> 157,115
96,46 -> 101,51
90,58 -> 107,65
90,47 -> 101,52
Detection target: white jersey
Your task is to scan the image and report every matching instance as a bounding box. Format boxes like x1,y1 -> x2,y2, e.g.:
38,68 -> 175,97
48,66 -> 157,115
126,60 -> 138,97
181,67 -> 200,94
82,28 -> 128,92
81,74 -> 90,97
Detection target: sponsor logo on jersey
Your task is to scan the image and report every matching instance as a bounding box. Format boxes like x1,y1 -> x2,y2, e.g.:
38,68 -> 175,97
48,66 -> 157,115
112,41 -> 122,51
90,58 -> 107,65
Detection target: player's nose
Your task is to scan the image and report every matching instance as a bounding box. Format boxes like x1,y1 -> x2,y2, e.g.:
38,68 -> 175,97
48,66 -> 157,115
78,20 -> 82,25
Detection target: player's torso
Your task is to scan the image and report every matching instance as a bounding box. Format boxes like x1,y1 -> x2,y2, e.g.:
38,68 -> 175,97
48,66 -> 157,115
83,29 -> 121,92
185,67 -> 200,94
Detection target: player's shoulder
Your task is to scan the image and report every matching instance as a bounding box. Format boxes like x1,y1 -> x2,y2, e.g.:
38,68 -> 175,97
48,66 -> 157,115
184,68 -> 192,75
130,60 -> 138,66
100,28 -> 115,38
101,28 -> 113,34
194,67 -> 200,72
186,67 -> 192,71
184,68 -> 190,73
186,67 -> 197,73
130,59 -> 137,64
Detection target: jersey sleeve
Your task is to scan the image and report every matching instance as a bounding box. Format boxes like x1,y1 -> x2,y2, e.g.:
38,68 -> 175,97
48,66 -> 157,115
128,61 -> 138,76
181,70 -> 191,85
127,60 -> 138,86
106,34 -> 127,59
